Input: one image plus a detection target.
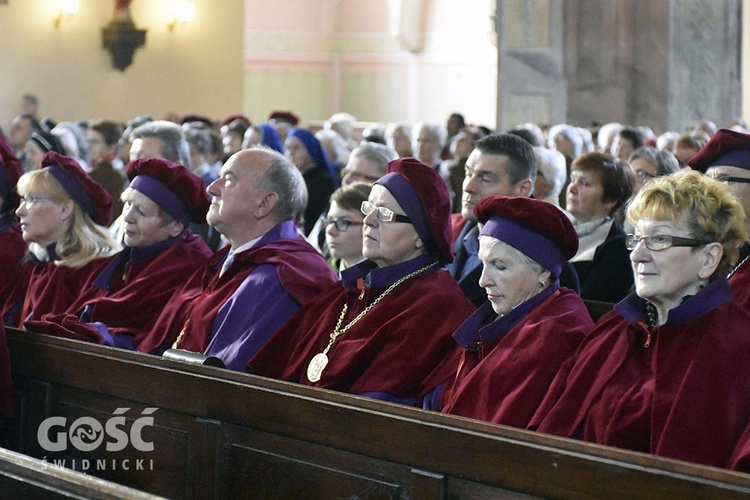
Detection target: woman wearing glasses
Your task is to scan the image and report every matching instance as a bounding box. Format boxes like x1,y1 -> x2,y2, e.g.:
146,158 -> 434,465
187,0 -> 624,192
249,158 -> 475,405
324,183 -> 370,276
627,146 -> 679,195
2,152 -> 120,327
534,170 -> 750,471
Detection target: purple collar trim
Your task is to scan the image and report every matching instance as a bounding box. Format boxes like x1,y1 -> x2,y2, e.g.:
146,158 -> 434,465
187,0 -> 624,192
341,253 -> 439,289
375,172 -> 432,251
453,285 -> 556,348
45,164 -> 94,220
614,278 -> 732,326
480,216 -> 566,277
130,175 -> 190,225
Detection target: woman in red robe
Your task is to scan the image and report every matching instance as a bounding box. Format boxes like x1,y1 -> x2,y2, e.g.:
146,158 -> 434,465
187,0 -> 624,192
534,170 -> 750,471
420,196 -> 593,428
249,157 -> 475,405
4,152 -> 120,327
26,158 -> 213,351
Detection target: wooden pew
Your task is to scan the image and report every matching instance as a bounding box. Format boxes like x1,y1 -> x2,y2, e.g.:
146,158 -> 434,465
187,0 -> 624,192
5,328 -> 750,499
0,446 -> 159,499
584,299 -> 615,322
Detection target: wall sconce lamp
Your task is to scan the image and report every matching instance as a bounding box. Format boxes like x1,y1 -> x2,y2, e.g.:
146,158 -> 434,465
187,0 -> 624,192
101,1 -> 147,72
168,2 -> 195,32
53,0 -> 79,28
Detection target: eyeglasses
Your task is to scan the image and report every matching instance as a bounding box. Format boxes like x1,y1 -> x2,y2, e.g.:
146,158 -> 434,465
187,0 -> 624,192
360,201 -> 412,223
712,175 -> 750,185
625,233 -> 711,251
19,195 -> 55,208
634,170 -> 656,182
322,217 -> 364,232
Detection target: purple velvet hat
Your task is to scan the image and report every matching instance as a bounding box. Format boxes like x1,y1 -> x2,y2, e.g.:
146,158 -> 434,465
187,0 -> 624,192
475,195 -> 578,277
689,128 -> 750,173
41,151 -> 113,226
126,157 -> 210,225
375,157 -> 453,263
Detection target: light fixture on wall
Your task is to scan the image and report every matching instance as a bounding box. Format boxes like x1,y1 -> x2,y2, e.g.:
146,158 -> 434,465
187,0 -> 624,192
168,2 -> 195,32
53,0 -> 79,28
101,0 -> 147,72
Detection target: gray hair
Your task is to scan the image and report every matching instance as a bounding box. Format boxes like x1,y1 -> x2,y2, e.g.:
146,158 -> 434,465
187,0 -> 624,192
534,146 -> 567,200
255,147 -> 307,222
628,146 -> 679,177
349,142 -> 398,176
130,120 -> 191,168
412,122 -> 447,149
547,124 -> 584,157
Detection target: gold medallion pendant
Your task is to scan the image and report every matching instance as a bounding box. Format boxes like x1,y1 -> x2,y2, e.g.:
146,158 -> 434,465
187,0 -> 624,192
307,352 -> 329,383
305,262 -> 437,384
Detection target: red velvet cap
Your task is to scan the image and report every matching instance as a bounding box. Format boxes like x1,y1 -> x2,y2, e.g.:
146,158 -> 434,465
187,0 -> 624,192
375,157 -> 453,263
219,114 -> 252,128
268,110 -> 300,126
41,151 -> 113,226
475,196 -> 578,277
688,128 -> 750,173
0,133 -> 24,211
126,158 -> 210,224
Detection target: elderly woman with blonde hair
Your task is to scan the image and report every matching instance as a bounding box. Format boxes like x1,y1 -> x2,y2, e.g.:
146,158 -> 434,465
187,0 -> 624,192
535,169 -> 750,472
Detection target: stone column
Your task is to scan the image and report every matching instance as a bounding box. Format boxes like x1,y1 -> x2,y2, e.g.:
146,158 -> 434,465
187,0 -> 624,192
495,0 -> 742,133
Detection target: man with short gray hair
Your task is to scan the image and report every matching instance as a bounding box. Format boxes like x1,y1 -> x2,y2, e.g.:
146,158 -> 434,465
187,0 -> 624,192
148,148 -> 337,370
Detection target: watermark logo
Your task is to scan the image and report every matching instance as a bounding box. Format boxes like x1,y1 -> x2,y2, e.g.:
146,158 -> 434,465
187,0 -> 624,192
38,407 -> 157,453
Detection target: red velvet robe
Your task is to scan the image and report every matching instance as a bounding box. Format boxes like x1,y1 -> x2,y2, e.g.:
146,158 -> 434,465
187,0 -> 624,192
25,232 -> 213,351
142,224 -> 338,355
728,244 -> 750,309
534,279 -> 750,471
423,288 -> 592,428
0,216 -> 27,309
11,248 -> 113,328
248,256 -> 476,403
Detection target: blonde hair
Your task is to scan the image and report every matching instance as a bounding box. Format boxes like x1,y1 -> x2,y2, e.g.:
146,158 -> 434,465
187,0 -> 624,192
17,169 -> 121,269
627,169 -> 747,279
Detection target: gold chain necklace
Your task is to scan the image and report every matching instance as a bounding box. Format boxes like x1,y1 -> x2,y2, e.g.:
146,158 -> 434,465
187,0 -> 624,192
306,262 -> 437,383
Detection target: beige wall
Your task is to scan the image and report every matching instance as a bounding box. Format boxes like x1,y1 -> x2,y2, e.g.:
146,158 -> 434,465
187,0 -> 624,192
0,0 -> 244,130
243,0 -> 498,128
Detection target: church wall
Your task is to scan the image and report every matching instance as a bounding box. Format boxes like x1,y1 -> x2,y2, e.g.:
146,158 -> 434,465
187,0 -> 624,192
0,0 -> 244,129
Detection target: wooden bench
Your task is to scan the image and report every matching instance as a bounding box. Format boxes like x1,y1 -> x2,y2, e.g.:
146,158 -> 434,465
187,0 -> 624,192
4,328 -> 750,499
584,299 -> 615,322
0,446 -> 159,499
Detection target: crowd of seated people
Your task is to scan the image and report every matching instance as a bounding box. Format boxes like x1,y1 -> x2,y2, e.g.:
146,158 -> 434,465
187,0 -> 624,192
3,102 -> 750,472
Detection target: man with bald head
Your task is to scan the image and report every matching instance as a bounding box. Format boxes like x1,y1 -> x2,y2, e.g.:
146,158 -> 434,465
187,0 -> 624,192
149,148 -> 337,370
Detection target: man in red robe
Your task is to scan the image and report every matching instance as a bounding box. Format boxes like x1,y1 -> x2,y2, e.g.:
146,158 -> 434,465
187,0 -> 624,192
144,148 -> 337,370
